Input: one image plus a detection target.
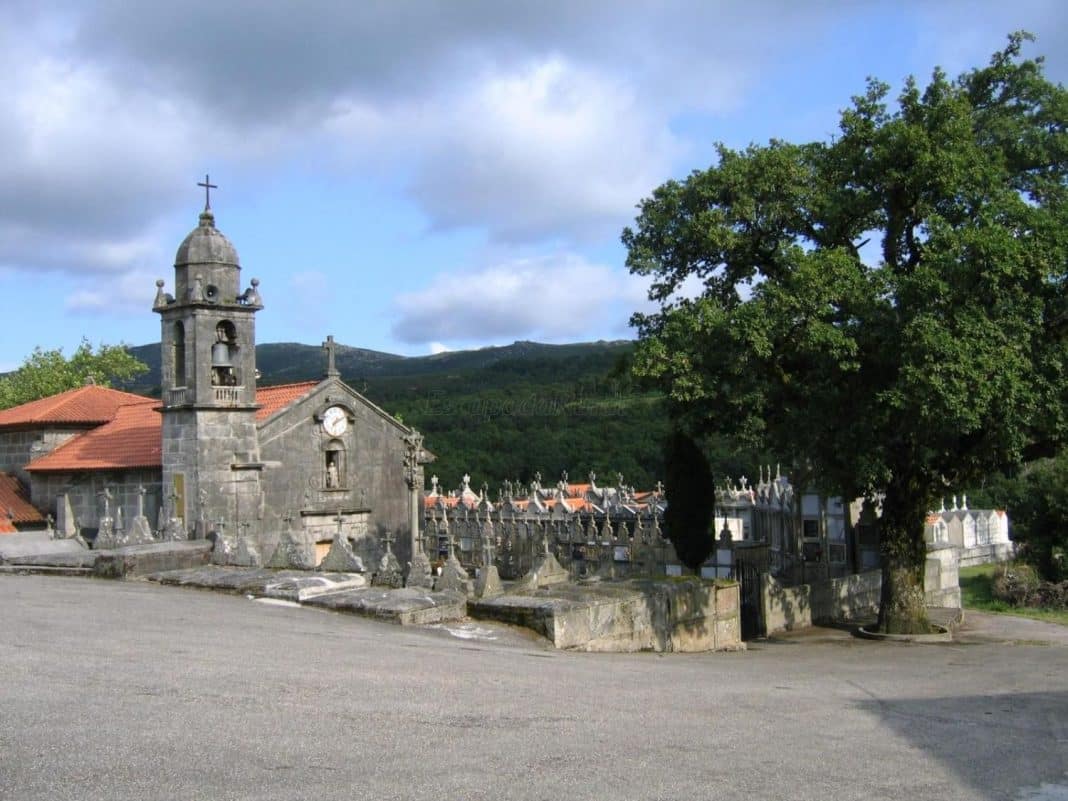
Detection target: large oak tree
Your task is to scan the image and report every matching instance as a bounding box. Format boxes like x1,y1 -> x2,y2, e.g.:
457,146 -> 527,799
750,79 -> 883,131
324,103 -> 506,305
625,34 -> 1067,633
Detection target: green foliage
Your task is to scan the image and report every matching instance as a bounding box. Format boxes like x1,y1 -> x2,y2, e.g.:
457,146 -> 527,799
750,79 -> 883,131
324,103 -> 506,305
662,429 -> 717,570
0,339 -> 148,410
625,33 -> 1068,629
960,563 -> 1068,625
360,350 -> 674,490
967,451 -> 1068,581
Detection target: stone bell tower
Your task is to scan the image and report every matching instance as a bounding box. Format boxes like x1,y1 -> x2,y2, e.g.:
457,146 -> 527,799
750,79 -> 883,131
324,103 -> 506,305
153,178 -> 264,540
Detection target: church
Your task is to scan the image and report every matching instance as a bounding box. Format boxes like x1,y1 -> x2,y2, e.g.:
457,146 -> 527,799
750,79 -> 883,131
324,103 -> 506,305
0,198 -> 431,569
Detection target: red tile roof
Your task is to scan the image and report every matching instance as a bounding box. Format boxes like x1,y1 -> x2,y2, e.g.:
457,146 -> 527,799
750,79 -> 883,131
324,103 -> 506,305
0,385 -> 152,428
0,471 -> 45,527
255,382 -> 319,420
25,382 -> 320,473
27,402 -> 163,472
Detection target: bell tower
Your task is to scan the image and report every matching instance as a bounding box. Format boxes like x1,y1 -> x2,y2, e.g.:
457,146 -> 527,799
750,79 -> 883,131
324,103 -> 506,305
154,177 -> 265,540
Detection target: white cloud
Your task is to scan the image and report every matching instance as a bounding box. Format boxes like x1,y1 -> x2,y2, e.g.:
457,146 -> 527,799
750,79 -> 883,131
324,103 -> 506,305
428,342 -> 451,355
64,269 -> 160,316
392,253 -> 642,345
403,58 -> 682,243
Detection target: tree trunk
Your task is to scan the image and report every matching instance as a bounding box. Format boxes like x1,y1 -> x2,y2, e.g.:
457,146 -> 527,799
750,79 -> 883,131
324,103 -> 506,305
877,487 -> 930,634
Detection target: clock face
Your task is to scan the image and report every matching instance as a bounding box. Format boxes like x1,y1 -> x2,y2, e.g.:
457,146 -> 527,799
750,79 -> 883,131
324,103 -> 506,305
322,406 -> 348,436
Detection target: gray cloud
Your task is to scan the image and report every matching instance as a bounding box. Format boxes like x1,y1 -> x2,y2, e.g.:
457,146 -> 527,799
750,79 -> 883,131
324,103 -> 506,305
3,0 -> 1066,294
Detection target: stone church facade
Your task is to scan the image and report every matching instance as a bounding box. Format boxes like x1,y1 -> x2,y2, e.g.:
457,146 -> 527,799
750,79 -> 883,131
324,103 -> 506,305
0,204 -> 430,568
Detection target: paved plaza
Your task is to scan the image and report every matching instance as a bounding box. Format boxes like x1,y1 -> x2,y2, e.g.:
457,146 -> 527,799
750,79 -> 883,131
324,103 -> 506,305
1,575 -> 1065,801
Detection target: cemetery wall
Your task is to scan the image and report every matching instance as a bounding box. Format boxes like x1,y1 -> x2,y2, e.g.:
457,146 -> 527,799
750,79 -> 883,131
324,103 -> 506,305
761,570 -> 882,634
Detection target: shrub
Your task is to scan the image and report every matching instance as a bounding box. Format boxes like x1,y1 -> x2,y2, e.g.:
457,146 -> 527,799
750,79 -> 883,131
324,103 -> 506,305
991,563 -> 1041,606
1030,581 -> 1068,610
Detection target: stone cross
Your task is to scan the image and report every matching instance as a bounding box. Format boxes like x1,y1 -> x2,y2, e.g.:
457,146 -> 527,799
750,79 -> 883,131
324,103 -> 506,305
462,473 -> 471,493
323,335 -> 340,377
98,487 -> 112,518
197,174 -> 217,211
655,480 -> 665,496
382,529 -> 395,554
335,511 -> 345,535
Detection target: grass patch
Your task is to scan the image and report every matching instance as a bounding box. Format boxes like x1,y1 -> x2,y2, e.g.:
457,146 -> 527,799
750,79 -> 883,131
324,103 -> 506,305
959,563 -> 1068,626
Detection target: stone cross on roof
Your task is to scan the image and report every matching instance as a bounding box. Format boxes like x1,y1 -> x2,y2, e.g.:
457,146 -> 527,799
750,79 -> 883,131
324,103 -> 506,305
197,174 -> 217,211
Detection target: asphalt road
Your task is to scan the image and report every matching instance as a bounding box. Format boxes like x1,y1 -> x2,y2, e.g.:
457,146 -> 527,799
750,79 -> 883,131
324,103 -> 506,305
1,575 -> 1066,801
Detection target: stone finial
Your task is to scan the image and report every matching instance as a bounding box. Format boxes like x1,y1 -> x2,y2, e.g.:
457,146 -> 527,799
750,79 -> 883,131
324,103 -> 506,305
153,279 -> 174,309
239,278 -> 262,307
961,494 -> 968,511
462,473 -> 471,493
430,475 -> 439,495
589,471 -> 597,488
187,274 -> 205,303
952,495 -> 959,511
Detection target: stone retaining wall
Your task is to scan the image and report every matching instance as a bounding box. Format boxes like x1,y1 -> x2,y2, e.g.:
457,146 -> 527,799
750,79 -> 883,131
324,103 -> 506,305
763,556 -> 962,635
470,578 -> 741,652
762,570 -> 883,634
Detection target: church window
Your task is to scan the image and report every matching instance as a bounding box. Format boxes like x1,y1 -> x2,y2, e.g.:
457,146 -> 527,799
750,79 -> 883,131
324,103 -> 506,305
173,322 -> 186,386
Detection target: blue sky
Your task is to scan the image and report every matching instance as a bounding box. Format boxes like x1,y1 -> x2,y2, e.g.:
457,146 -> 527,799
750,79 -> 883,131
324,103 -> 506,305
1,1 -> 1065,372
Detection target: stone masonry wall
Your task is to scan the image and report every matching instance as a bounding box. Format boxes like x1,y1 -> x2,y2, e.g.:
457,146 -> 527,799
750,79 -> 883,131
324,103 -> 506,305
30,469 -> 162,535
0,429 -> 85,486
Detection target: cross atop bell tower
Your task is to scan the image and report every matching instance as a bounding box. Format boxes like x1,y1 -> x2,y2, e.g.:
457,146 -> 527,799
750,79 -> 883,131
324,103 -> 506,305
197,173 -> 217,211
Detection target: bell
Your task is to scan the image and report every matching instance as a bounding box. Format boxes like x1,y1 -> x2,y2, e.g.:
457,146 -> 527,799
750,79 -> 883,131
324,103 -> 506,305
211,342 -> 233,367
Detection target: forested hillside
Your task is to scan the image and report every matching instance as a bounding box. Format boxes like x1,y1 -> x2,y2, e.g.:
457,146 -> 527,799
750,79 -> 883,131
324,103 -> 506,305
125,339 -> 690,490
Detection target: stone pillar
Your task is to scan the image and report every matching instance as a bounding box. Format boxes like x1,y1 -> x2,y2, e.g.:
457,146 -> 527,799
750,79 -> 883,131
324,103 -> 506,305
403,430 -> 432,586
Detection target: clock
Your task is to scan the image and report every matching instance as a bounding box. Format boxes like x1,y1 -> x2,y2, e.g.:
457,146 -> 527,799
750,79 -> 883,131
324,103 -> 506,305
322,406 -> 348,436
